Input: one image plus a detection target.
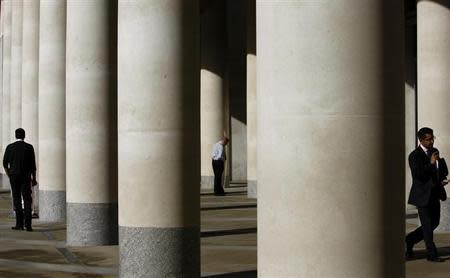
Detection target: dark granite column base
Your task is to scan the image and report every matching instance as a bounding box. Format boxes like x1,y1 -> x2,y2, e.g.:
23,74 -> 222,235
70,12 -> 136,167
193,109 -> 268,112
247,180 -> 257,198
119,226 -> 200,278
67,202 -> 118,246
39,190 -> 66,222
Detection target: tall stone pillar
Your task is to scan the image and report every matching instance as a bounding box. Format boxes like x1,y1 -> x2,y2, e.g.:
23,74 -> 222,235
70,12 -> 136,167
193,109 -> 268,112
417,0 -> 450,231
22,0 -> 40,213
66,0 -> 118,246
118,1 -> 200,277
228,1 -> 247,182
38,1 -> 66,222
200,0 -> 226,189
246,0 -> 257,198
1,0 -> 12,189
0,7 -> 4,184
10,0 -> 22,136
257,1 -> 405,277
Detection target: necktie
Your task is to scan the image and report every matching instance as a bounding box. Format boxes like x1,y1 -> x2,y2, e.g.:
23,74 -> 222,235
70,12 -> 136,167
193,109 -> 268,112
427,149 -> 433,158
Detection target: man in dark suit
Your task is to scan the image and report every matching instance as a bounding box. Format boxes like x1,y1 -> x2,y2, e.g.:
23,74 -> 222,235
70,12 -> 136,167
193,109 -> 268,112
3,128 -> 37,232
406,127 -> 448,262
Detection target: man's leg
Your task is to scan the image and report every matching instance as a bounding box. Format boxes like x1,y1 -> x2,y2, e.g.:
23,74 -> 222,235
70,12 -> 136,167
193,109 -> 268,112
212,160 -> 225,195
9,177 -> 24,229
417,205 -> 438,257
21,182 -> 33,231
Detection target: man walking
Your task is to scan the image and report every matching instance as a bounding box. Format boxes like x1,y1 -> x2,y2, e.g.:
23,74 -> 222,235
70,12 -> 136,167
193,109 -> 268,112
3,128 -> 37,231
406,127 -> 448,262
211,137 -> 228,196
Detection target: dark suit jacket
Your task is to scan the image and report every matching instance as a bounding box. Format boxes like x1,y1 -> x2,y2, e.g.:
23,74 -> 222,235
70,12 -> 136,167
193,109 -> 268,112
3,140 -> 36,181
408,146 -> 448,207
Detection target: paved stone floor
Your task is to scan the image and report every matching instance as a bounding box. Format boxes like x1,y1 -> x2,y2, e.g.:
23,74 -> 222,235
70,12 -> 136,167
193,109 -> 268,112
0,185 -> 257,277
1,186 -> 450,277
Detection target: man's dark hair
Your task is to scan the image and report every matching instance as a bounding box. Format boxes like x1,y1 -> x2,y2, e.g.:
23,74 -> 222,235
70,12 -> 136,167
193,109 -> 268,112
417,127 -> 433,141
15,128 -> 25,140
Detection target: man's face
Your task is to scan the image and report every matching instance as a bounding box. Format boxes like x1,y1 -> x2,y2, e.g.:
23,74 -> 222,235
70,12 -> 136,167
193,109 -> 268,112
420,133 -> 434,149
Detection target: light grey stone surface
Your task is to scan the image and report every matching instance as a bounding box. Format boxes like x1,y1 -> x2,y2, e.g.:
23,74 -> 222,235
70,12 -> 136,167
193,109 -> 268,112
0,174 -> 10,190
67,202 -> 118,246
201,175 -> 214,190
247,180 -> 257,199
119,226 -> 199,278
40,190 -> 66,222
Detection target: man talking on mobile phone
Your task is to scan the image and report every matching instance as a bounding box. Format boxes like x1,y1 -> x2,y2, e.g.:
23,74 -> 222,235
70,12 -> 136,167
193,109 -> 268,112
406,127 -> 449,262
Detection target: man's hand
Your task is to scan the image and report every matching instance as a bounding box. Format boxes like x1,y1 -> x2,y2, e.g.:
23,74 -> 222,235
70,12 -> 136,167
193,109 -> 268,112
442,179 -> 449,186
431,152 -> 440,164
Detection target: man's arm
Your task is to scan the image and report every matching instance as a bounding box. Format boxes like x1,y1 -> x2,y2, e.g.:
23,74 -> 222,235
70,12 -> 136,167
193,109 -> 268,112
2,146 -> 9,177
409,151 -> 437,185
30,145 -> 37,184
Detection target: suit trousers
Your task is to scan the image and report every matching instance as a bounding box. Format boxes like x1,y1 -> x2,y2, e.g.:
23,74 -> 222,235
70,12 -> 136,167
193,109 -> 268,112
406,200 -> 440,256
212,160 -> 225,194
9,175 -> 32,229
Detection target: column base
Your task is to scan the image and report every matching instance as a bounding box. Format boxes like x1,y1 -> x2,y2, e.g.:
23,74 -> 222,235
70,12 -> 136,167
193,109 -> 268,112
0,173 -> 10,190
247,180 -> 257,198
119,226 -> 199,278
39,190 -> 66,222
67,202 -> 118,246
436,199 -> 450,232
201,175 -> 214,189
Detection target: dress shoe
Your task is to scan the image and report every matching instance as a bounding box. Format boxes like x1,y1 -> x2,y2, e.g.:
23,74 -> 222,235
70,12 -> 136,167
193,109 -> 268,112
11,226 -> 24,231
214,192 -> 226,196
26,227 -> 33,232
427,255 -> 445,262
405,242 -> 414,259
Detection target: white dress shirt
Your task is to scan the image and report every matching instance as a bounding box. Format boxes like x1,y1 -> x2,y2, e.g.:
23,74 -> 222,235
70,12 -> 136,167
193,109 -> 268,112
212,141 -> 226,161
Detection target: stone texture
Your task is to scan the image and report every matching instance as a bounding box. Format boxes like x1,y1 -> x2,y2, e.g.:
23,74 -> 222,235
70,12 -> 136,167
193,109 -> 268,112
10,1 -> 22,136
257,1 -> 405,277
40,190 -> 66,222
38,0 -> 67,203
119,226 -> 199,278
247,180 -> 257,199
1,1 -> 12,177
67,203 -> 118,246
417,0 -> 450,232
201,175 -> 214,190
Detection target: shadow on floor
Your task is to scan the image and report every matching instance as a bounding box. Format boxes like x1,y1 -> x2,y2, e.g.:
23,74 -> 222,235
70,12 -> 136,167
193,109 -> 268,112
406,246 -> 450,262
202,204 -> 256,211
203,270 -> 256,278
201,228 -> 256,238
201,191 -> 248,196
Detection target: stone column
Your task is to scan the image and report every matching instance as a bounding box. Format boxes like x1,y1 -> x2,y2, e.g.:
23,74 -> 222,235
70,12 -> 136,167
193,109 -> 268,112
200,0 -> 226,190
66,0 -> 118,246
228,1 -> 247,183
1,0 -> 12,189
257,1 -> 405,277
38,1 -> 66,222
417,0 -> 450,231
246,0 -> 257,198
10,0 -> 22,136
22,0 -> 39,214
118,1 -> 200,277
0,8 -> 4,184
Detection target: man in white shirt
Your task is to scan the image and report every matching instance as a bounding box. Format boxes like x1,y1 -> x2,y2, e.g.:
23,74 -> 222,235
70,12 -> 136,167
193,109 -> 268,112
211,137 -> 229,196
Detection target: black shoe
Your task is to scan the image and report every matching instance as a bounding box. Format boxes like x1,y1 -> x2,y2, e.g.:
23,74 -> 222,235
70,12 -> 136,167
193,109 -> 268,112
214,192 -> 226,196
406,242 -> 414,259
25,227 -> 33,232
11,226 -> 24,231
427,255 -> 445,262
32,213 -> 39,219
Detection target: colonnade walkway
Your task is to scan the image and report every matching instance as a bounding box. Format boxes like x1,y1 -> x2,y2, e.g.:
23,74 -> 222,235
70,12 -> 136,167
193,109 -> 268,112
1,187 -> 450,277
0,185 -> 256,277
